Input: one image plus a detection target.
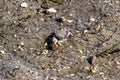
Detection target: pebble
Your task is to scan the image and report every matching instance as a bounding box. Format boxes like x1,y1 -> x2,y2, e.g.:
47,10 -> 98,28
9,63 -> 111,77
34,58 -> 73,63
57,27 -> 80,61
67,20 -> 73,23
63,66 -> 70,69
84,66 -> 89,71
20,42 -> 24,46
21,2 -> 28,8
0,50 -> 5,54
91,69 -> 97,74
84,30 -> 89,33
47,8 -> 57,13
8,11 -> 11,14
13,34 -> 17,37
99,72 -> 105,75
79,50 -> 83,54
66,73 -> 75,77
41,49 -> 48,55
90,17 -> 95,22
69,45 -> 72,48
18,46 -> 24,51
69,14 -> 73,17
116,65 -> 120,69
104,0 -> 110,3
91,55 -> 97,65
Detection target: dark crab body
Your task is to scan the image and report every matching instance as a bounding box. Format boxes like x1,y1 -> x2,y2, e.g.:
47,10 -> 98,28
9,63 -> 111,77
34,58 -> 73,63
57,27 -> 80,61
53,28 -> 73,46
45,28 -> 73,49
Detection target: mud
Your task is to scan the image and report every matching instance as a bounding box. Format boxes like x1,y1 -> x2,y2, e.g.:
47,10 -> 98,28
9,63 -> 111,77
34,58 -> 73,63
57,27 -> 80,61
0,0 -> 120,80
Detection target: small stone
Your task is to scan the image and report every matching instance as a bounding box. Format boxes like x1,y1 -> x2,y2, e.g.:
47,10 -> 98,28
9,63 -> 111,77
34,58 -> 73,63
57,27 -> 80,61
116,65 -> 120,69
91,55 -> 97,65
104,0 -> 110,3
41,18 -> 44,21
66,74 -> 75,77
115,1 -> 119,4
84,30 -> 89,33
18,46 -> 24,51
20,42 -> 24,46
49,77 -> 57,80
70,74 -> 75,76
13,49 -> 17,52
21,2 -> 28,8
69,45 -> 72,48
44,43 -> 48,46
84,66 -> 89,71
90,17 -> 95,22
69,14 -> 73,17
0,50 -> 5,54
13,34 -> 17,37
67,20 -> 73,23
41,49 -> 48,55
47,8 -> 57,13
79,50 -> 83,54
116,61 -> 120,65
91,69 -> 97,74
13,20 -> 17,23
2,16 -> 6,20
8,11 -> 11,14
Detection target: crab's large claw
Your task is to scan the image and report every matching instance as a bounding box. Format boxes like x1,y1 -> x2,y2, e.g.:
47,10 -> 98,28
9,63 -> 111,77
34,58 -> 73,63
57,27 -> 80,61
52,37 -> 61,47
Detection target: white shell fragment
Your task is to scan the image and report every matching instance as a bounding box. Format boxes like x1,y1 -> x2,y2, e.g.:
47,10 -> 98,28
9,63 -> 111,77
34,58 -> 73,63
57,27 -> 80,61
90,17 -> 95,22
41,49 -> 48,55
21,2 -> 28,8
0,50 -> 5,54
47,8 -> 57,13
67,20 -> 73,23
20,42 -> 24,46
84,29 -> 89,33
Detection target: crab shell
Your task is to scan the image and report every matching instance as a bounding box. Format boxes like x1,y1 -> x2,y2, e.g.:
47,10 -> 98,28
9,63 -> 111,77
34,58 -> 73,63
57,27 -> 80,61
55,28 -> 73,41
52,28 -> 73,46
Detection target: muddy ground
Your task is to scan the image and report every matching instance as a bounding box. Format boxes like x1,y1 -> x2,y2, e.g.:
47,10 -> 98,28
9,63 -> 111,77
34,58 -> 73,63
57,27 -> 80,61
0,0 -> 120,80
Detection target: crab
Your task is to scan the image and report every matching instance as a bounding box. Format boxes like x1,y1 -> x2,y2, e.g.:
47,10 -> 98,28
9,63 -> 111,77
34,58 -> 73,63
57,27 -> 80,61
52,28 -> 73,47
44,28 -> 73,50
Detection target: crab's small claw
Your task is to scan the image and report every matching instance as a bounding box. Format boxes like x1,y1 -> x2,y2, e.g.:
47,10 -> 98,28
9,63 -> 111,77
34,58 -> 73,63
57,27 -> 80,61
52,37 -> 61,47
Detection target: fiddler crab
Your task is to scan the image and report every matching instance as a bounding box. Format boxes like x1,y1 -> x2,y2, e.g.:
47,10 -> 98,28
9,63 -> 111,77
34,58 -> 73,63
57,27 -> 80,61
45,28 -> 73,50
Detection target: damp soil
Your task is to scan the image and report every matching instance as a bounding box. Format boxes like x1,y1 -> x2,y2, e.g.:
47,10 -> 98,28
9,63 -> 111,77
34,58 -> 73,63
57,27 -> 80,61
0,0 -> 120,80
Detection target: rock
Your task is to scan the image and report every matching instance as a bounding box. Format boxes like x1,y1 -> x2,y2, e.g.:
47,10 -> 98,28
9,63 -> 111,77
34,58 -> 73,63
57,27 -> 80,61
90,17 -> 95,22
91,55 -> 97,65
0,50 -> 5,54
84,30 -> 89,33
67,20 -> 73,23
20,42 -> 24,46
41,49 -> 48,55
91,69 -> 97,74
84,66 -> 89,71
21,2 -> 28,8
47,8 -> 57,13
